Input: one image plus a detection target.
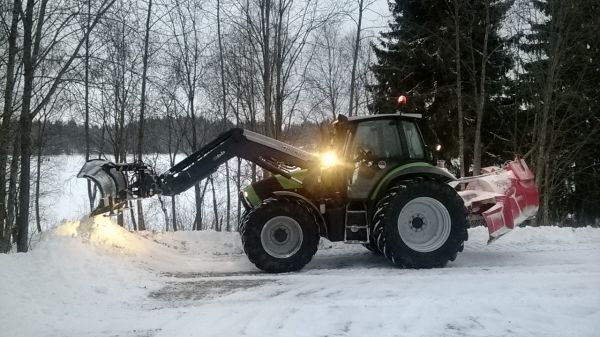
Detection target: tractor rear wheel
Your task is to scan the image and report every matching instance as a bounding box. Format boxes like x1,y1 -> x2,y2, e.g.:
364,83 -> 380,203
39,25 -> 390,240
240,198 -> 319,273
362,242 -> 382,255
373,180 -> 467,268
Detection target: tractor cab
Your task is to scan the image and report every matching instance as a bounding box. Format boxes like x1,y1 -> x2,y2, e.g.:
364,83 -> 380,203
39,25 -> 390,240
324,113 -> 455,202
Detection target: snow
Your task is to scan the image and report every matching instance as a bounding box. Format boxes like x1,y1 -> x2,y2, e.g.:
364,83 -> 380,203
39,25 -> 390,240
2,217 -> 600,337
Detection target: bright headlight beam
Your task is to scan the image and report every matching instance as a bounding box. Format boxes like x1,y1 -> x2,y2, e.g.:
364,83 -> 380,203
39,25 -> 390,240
321,151 -> 338,168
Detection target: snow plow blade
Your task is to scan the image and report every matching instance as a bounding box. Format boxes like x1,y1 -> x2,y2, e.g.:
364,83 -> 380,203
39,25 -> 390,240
456,158 -> 539,241
77,159 -> 129,215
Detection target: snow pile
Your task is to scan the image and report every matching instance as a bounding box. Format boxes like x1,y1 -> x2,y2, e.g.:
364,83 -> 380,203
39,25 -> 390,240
141,229 -> 245,256
46,216 -> 254,274
0,217 -> 158,337
53,216 -> 150,256
467,224 -> 600,246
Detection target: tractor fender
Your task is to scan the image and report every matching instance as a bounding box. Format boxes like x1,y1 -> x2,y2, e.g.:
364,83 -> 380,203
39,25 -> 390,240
271,191 -> 328,238
369,163 -> 457,202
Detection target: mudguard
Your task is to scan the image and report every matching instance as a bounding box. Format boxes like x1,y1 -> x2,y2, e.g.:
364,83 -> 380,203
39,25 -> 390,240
242,170 -> 309,207
369,162 -> 457,201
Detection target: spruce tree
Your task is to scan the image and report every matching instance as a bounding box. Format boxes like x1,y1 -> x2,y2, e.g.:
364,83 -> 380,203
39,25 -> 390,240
520,0 -> 600,224
370,1 -> 457,154
370,0 -> 513,169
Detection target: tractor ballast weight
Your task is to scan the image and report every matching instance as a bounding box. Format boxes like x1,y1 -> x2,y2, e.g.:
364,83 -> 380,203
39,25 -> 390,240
79,114 -> 539,272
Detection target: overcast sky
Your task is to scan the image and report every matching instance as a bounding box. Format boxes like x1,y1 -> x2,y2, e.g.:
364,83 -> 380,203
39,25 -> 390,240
350,0 -> 392,39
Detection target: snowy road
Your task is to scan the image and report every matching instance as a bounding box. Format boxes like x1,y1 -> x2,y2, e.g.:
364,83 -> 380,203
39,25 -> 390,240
2,218 -> 599,337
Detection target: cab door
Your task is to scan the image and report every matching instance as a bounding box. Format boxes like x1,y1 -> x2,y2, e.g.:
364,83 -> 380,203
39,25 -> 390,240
345,119 -> 407,200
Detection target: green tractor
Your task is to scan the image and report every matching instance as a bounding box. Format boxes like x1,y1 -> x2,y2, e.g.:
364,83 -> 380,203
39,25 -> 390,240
79,113 -> 539,273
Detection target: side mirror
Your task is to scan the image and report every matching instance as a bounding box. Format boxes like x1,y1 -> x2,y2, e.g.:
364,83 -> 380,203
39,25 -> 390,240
426,144 -> 443,164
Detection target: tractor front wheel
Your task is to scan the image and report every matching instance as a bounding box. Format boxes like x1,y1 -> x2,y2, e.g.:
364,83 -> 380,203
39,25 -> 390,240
240,198 -> 319,273
373,180 -> 467,268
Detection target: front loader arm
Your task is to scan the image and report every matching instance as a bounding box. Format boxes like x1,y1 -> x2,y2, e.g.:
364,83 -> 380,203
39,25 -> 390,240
159,128 -> 316,195
78,128 -> 317,215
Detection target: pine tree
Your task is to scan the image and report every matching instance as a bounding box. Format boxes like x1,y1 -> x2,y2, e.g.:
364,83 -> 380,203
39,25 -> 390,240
369,0 -> 513,171
370,1 -> 458,155
520,0 -> 600,225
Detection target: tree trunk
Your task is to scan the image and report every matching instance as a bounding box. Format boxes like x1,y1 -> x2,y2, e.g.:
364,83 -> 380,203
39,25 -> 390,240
158,195 -> 169,231
210,177 -> 219,231
189,92 -> 203,231
225,161 -> 231,231
35,142 -> 42,233
84,0 -> 96,211
129,201 -> 137,231
34,117 -> 48,233
166,106 -> 179,232
116,80 -> 125,228
273,2 -> 284,140
3,139 -> 20,252
16,0 -> 41,252
193,184 -> 202,230
217,0 -> 231,230
135,0 -> 153,231
542,161 -> 550,225
236,157 -> 242,228
348,0 -> 364,117
535,4 -> 562,225
0,0 -> 22,249
453,0 -> 465,178
193,179 -> 212,230
171,196 -> 177,231
261,0 -> 273,137
472,0 -> 490,175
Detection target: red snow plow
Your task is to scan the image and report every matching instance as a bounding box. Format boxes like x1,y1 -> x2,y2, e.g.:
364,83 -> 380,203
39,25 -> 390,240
455,158 -> 539,241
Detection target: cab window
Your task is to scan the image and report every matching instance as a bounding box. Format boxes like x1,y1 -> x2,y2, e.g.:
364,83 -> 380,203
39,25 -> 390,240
402,121 -> 425,159
350,120 -> 404,160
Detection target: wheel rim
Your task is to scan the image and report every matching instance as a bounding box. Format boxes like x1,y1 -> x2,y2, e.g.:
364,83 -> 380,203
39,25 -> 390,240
397,197 -> 451,253
261,216 -> 304,258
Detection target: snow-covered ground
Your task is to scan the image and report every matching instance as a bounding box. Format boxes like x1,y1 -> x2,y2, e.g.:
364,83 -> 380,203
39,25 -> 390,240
2,217 -> 599,337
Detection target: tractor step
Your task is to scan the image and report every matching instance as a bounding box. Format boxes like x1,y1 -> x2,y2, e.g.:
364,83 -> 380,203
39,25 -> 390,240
344,203 -> 369,243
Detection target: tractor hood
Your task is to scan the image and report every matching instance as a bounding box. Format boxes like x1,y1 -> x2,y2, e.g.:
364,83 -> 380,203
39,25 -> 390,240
242,170 -> 310,208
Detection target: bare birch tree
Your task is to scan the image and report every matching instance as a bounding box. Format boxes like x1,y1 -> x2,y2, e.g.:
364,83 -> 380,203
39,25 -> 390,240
16,0 -> 116,251
0,0 -> 21,253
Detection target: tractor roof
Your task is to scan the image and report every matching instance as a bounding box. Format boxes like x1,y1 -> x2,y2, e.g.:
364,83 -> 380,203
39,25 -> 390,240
339,113 -> 422,124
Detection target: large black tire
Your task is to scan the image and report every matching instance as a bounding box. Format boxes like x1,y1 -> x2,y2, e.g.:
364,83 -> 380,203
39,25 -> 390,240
238,209 -> 250,233
373,180 -> 467,268
367,185 -> 404,256
362,242 -> 382,255
240,198 -> 320,273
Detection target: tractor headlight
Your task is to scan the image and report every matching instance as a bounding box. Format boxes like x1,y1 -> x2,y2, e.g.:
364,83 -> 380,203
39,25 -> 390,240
320,151 -> 338,168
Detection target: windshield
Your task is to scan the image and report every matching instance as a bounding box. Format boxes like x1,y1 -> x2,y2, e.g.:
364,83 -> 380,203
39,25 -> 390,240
350,120 -> 404,160
337,119 -> 426,161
